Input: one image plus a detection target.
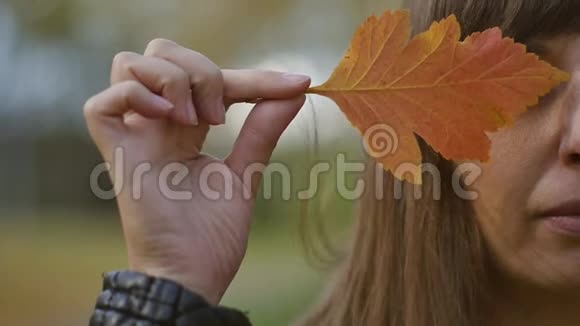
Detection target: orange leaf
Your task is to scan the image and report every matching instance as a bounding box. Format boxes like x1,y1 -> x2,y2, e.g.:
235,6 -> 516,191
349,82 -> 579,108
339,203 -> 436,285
308,10 -> 569,183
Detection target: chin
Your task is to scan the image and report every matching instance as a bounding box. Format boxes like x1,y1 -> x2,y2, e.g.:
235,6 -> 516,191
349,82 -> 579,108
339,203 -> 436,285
516,247 -> 580,291
491,239 -> 580,292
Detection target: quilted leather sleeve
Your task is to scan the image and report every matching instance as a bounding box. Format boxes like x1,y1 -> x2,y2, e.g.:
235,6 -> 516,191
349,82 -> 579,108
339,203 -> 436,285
89,271 -> 252,326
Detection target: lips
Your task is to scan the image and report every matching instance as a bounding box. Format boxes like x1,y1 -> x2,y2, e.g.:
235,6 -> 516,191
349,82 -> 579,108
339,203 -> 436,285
538,200 -> 580,235
539,200 -> 580,218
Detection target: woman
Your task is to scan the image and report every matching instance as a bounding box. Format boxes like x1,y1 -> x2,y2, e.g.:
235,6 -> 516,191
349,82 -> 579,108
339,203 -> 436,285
84,0 -> 580,325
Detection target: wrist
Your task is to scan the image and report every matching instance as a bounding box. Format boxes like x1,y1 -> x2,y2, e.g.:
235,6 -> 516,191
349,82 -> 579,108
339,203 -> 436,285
137,265 -> 223,305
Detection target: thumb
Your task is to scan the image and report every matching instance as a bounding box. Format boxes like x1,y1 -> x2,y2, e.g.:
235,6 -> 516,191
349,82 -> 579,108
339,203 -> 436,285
225,95 -> 306,195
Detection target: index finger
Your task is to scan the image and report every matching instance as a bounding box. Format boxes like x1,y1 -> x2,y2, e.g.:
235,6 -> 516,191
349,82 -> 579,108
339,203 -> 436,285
222,69 -> 311,105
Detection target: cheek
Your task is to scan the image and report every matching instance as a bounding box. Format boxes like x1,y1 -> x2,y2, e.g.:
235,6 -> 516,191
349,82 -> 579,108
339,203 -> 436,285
473,105 -> 558,230
469,107 -> 560,278
473,117 -> 544,231
471,129 -> 535,255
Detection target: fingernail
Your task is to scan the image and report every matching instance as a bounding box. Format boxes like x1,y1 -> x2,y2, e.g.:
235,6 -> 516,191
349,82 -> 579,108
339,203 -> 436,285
152,95 -> 174,112
282,73 -> 310,84
186,100 -> 198,126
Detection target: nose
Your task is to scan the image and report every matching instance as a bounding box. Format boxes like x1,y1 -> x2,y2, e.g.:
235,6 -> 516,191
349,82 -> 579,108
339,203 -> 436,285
559,73 -> 580,166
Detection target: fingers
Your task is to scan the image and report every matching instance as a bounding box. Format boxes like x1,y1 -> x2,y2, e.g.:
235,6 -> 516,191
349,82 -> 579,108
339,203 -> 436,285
111,51 -> 197,126
118,38 -> 311,127
84,81 -> 174,150
222,69 -> 311,105
144,39 -> 225,125
226,95 -> 306,195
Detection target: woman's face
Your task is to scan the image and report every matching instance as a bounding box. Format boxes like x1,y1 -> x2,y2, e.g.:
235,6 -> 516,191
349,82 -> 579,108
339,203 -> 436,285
473,34 -> 580,290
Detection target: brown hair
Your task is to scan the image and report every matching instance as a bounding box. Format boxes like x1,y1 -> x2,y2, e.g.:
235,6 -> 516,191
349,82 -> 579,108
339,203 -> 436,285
299,1 -> 580,325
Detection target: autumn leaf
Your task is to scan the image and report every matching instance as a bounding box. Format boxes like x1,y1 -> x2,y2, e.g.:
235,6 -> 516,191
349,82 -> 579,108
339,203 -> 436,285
307,10 -> 569,183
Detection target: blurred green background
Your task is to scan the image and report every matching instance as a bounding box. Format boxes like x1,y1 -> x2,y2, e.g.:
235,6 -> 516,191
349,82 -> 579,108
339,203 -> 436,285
0,0 -> 400,324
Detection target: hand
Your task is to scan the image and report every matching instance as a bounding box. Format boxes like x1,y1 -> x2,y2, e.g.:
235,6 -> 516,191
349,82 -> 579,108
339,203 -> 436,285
84,39 -> 310,304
